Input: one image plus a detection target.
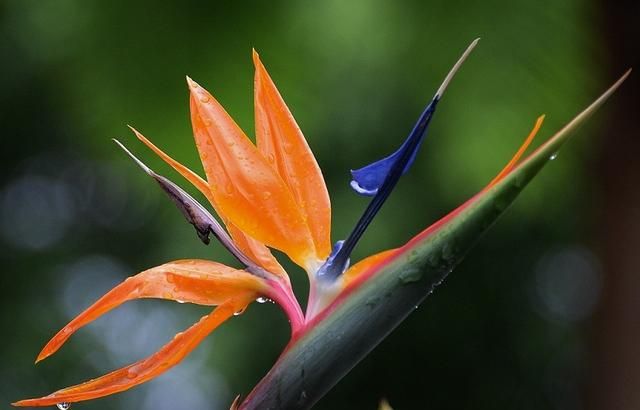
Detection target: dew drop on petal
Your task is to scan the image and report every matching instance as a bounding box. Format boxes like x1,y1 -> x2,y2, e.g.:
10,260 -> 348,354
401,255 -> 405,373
266,153 -> 275,164
56,403 -> 71,410
256,296 -> 273,304
233,306 -> 247,316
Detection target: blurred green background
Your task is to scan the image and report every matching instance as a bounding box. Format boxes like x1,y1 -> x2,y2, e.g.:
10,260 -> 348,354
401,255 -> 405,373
2,1 -> 638,409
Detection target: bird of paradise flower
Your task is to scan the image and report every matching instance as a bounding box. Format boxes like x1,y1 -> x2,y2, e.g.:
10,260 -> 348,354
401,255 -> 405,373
15,39 -> 629,409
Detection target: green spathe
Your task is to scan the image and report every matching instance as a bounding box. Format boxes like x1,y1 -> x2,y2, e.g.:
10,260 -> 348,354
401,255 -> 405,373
239,70 -> 631,410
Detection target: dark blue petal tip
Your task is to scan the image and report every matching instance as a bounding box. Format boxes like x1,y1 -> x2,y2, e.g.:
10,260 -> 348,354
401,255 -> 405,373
349,98 -> 438,197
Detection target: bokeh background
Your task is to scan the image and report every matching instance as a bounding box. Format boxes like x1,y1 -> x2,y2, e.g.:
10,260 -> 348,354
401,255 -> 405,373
1,1 -> 638,409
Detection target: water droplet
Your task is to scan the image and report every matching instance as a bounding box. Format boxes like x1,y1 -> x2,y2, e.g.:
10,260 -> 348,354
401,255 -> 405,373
398,268 -> 422,284
126,368 -> 137,379
256,296 -> 272,304
549,152 -> 558,160
176,299 -> 186,304
266,153 -> 275,164
199,95 -> 210,103
233,306 -> 247,316
56,403 -> 71,410
262,191 -> 272,200
298,390 -> 308,403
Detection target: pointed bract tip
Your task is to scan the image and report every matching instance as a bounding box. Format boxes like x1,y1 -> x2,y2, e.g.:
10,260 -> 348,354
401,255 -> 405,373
252,48 -> 260,62
622,67 -> 632,80
606,69 -> 631,93
435,38 -> 480,98
230,394 -> 242,410
113,138 -> 152,175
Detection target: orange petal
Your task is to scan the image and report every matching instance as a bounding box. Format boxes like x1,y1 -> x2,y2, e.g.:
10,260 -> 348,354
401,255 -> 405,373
253,50 -> 332,260
226,223 -> 288,279
14,298 -> 249,407
187,77 -> 316,268
342,249 -> 399,287
131,127 -> 287,277
36,260 -> 264,363
486,115 -> 545,189
129,126 -> 211,196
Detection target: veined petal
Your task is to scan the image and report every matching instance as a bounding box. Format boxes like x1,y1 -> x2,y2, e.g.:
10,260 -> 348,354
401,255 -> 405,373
253,50 -> 331,260
36,260 -> 265,363
130,128 -> 287,277
14,297 -> 249,407
187,77 -> 316,269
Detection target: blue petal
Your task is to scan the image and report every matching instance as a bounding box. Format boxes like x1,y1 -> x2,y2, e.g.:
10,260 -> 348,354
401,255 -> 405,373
317,98 -> 439,281
350,98 -> 438,196
317,39 -> 479,282
315,240 -> 350,278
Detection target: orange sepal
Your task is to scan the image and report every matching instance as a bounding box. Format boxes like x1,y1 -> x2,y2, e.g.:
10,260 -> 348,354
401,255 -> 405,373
130,127 -> 287,277
486,115 -> 545,189
129,126 -> 211,196
14,297 -> 249,407
253,50 -> 332,260
226,223 -> 289,279
36,260 -> 265,363
342,249 -> 399,287
187,77 -> 316,268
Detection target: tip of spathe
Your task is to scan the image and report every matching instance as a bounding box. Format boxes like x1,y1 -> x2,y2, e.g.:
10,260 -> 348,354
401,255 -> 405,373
112,138 -> 153,175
